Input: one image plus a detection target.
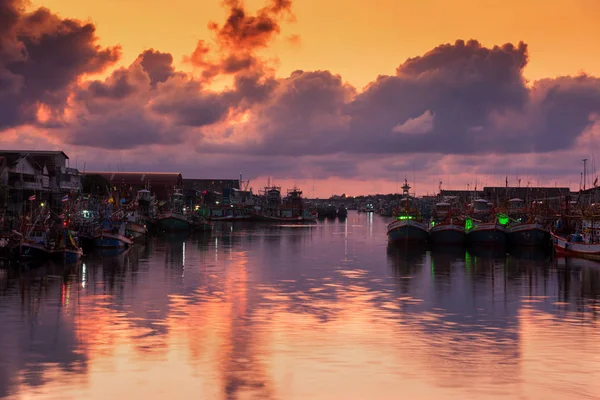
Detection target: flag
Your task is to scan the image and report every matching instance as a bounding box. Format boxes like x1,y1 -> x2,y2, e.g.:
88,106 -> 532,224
28,194 -> 36,201
61,194 -> 69,202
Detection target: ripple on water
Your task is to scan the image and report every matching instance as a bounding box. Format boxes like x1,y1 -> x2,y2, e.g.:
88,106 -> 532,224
2,215 -> 600,399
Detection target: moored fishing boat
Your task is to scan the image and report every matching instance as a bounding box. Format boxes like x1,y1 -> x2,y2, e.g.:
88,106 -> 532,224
255,186 -> 317,222
504,198 -> 550,247
191,215 -> 214,231
465,199 -> 507,246
93,223 -> 133,248
17,231 -> 52,260
428,200 -> 465,245
387,180 -> 428,244
551,232 -> 600,260
337,204 -> 348,219
157,189 -> 192,231
509,222 -> 550,247
126,221 -> 148,240
51,228 -> 83,263
317,204 -> 337,218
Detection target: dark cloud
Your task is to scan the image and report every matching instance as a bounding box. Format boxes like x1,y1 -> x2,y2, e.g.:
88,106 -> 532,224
69,105 -> 174,149
150,78 -> 234,127
0,0 -> 119,128
211,0 -> 291,50
214,39 -> 599,159
187,0 -> 292,79
138,49 -> 175,86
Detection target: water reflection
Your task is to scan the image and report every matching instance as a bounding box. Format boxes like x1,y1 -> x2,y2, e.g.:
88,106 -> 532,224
1,213 -> 600,399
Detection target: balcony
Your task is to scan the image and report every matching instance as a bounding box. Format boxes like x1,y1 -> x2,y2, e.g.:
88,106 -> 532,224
60,181 -> 82,190
13,181 -> 42,190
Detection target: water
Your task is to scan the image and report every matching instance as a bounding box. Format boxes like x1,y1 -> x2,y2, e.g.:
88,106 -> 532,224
1,211 -> 600,400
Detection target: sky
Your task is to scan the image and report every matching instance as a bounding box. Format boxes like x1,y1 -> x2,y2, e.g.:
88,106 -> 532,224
1,0 -> 600,197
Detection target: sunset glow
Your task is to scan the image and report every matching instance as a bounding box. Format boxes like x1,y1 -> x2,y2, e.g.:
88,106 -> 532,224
2,0 -> 600,196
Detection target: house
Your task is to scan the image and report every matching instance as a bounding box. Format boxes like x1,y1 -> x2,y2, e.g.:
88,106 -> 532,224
0,150 -> 81,193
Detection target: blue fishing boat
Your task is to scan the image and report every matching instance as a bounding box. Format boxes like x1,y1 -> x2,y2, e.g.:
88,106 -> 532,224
387,180 -> 429,244
51,228 -> 83,263
15,211 -> 53,260
93,222 -> 133,248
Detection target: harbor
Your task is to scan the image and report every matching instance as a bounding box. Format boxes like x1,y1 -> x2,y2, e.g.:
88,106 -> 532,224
3,150 -> 600,266
2,150 -> 600,399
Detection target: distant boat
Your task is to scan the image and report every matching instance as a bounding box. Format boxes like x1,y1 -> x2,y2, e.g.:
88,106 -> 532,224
337,204 -> 348,219
158,189 -> 192,231
255,186 -> 317,222
365,203 -> 375,213
387,180 -> 428,244
317,204 -> 337,218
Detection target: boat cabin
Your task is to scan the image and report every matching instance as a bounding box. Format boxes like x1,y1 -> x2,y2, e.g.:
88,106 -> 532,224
137,189 -> 152,202
434,202 -> 451,218
170,190 -> 186,214
472,199 -> 491,213
509,198 -> 524,211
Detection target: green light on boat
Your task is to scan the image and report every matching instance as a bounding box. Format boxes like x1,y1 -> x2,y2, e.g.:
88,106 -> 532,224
397,215 -> 413,220
430,221 -> 435,227
497,214 -> 509,225
465,218 -> 473,231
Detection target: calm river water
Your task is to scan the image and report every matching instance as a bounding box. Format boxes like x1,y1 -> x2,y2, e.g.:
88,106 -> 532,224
1,212 -> 600,400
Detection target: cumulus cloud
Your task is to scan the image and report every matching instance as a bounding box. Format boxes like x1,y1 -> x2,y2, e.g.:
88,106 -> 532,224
0,0 -> 119,128
1,0 -> 600,193
392,110 -> 435,134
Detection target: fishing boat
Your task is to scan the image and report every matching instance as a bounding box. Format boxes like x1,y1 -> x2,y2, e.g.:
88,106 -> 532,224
123,188 -> 156,238
387,180 -> 429,244
51,228 -> 83,263
191,214 -> 214,231
337,204 -> 348,219
551,232 -> 600,260
465,199 -> 507,246
317,203 -> 337,219
157,189 -> 192,231
551,210 -> 600,259
13,205 -> 53,260
16,228 -> 52,260
206,204 -> 254,221
126,219 -> 148,240
93,222 -> 134,248
506,198 -> 550,247
428,200 -> 465,245
254,187 -> 317,222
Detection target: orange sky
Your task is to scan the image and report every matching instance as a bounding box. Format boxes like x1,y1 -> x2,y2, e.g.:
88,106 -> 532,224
30,0 -> 600,89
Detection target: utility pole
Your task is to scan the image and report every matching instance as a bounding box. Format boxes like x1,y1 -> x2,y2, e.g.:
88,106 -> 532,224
584,158 -> 588,191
